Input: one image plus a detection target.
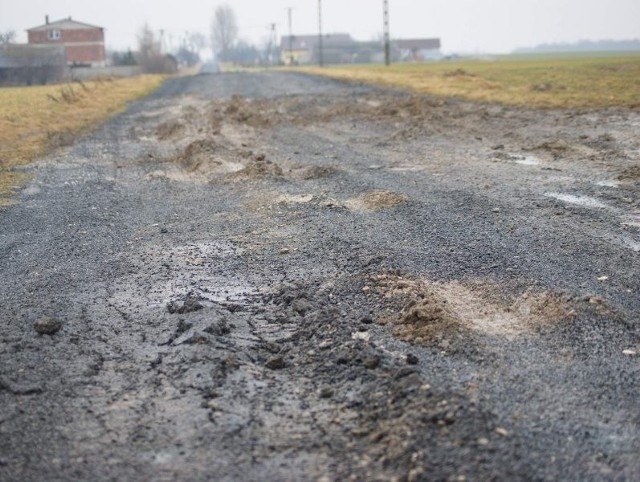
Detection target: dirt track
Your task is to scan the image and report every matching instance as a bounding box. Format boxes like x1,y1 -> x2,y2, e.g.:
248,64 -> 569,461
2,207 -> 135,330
1,72 -> 639,481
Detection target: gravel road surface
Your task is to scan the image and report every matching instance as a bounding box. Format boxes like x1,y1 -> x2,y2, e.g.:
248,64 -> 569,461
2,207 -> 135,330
1,72 -> 638,481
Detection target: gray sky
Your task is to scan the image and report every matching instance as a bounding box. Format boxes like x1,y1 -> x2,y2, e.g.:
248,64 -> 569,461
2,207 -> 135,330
1,0 -> 639,54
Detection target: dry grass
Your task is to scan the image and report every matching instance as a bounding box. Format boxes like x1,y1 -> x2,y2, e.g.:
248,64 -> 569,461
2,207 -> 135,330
299,55 -> 640,109
0,75 -> 166,204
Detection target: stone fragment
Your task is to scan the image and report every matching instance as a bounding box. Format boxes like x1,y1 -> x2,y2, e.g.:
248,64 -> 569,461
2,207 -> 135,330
34,317 -> 62,335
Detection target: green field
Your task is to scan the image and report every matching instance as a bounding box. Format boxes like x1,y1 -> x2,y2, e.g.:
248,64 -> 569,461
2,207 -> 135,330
299,54 -> 640,109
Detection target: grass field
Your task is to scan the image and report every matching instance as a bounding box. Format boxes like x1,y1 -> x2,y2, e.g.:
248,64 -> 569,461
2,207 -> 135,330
299,55 -> 640,109
0,75 -> 166,205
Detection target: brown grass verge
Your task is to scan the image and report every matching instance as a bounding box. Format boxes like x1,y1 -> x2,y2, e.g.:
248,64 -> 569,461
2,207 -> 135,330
0,75 -> 166,203
296,56 -> 640,109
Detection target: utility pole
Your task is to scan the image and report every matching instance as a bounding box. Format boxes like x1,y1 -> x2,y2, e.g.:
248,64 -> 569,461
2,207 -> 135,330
288,7 -> 294,65
318,0 -> 323,67
383,0 -> 391,66
160,29 -> 166,54
267,23 -> 277,66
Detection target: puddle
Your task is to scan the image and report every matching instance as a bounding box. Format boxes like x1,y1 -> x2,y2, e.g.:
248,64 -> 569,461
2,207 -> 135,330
106,240 -> 257,312
275,194 -> 314,204
620,237 -> 640,252
514,156 -> 540,166
595,180 -> 621,188
493,152 -> 542,166
545,192 -> 608,209
621,213 -> 640,228
388,165 -> 425,172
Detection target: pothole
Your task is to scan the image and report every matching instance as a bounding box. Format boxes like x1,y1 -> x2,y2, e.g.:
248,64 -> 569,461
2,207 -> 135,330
514,156 -> 541,166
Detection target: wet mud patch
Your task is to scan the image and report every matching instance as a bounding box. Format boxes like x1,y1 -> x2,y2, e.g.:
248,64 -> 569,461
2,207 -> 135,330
252,282 -> 510,480
618,165 -> 640,182
213,94 -> 278,130
490,151 -> 542,166
345,190 -> 408,212
369,274 -> 577,346
531,139 -> 573,159
108,239 -> 256,321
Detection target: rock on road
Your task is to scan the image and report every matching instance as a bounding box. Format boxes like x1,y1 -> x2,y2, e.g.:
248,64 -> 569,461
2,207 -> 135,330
0,72 -> 638,481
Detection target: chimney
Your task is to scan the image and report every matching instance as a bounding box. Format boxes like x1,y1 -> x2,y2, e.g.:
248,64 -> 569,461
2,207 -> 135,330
46,15 -> 49,24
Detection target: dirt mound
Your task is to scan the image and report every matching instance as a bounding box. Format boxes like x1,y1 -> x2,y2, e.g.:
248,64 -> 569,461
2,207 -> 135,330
145,138 -> 247,182
174,139 -> 216,171
229,153 -> 283,180
511,290 -> 575,323
371,274 -> 469,348
213,95 -> 275,129
396,293 -> 464,343
369,274 -> 576,345
532,139 -> 571,158
346,190 -> 407,211
156,120 -> 185,140
618,165 -> 640,181
291,165 -> 338,180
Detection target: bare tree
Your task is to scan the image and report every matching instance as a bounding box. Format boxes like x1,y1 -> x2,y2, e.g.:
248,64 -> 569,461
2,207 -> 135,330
0,30 -> 16,44
187,32 -> 207,54
135,24 -> 176,73
136,24 -> 162,70
210,4 -> 238,59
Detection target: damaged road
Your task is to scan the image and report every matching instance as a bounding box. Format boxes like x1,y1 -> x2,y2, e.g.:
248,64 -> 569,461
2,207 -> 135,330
0,72 -> 638,481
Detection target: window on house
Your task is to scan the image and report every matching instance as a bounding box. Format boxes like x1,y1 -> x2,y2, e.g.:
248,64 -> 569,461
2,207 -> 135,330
48,30 -> 61,40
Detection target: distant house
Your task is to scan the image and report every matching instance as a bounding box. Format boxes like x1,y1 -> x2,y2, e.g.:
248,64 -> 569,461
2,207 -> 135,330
280,34 -> 441,65
27,16 -> 106,67
395,38 -> 441,61
280,33 -> 354,65
0,43 -> 67,85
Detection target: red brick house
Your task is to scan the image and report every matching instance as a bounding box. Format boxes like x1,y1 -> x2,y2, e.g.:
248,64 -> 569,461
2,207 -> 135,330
27,16 -> 106,67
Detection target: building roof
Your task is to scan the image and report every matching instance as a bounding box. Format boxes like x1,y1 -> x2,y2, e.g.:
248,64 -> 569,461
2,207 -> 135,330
0,44 -> 66,68
281,33 -> 353,51
27,17 -> 103,32
394,38 -> 441,50
280,34 -> 441,52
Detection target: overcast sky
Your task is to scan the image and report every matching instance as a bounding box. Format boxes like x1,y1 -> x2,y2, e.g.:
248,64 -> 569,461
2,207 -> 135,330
1,0 -> 639,54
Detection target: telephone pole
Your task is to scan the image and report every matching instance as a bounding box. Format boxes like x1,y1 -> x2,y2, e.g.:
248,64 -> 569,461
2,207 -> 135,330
267,23 -> 277,66
318,0 -> 323,67
383,0 -> 391,66
288,7 -> 294,65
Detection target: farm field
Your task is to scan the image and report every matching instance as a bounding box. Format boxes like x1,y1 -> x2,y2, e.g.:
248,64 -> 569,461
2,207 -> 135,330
300,54 -> 640,109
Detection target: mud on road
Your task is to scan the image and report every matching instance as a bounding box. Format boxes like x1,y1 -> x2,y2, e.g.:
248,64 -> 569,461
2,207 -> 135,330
1,72 -> 639,481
